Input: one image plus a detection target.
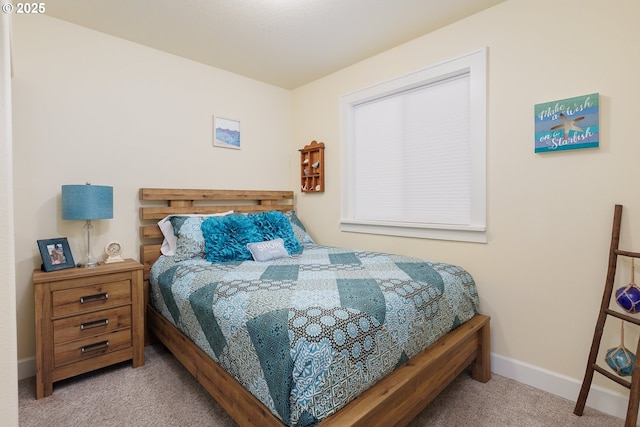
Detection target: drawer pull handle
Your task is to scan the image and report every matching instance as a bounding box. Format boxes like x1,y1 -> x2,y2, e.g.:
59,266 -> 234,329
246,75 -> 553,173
81,340 -> 109,354
80,318 -> 109,330
80,292 -> 109,304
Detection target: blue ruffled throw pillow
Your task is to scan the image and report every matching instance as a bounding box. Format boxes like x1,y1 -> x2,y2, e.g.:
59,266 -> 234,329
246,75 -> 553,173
202,215 -> 262,263
249,211 -> 302,254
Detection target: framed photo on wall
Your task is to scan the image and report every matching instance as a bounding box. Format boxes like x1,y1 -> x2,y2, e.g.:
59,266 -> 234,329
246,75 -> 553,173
37,237 -> 75,271
213,116 -> 241,149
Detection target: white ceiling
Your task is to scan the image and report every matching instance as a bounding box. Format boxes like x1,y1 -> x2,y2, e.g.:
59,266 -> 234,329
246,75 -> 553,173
45,0 -> 505,89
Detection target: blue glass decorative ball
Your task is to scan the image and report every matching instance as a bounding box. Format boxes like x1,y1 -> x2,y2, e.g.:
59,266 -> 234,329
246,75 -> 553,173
615,285 -> 640,313
606,347 -> 636,377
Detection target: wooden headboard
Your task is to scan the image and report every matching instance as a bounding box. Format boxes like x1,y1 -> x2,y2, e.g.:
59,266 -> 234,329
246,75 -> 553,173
138,188 -> 294,281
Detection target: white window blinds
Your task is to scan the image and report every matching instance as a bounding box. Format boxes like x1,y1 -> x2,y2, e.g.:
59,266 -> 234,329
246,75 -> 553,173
340,48 -> 487,243
353,74 -> 471,225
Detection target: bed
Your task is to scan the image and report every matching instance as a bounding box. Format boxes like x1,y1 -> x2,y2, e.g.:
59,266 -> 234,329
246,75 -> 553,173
139,188 -> 490,427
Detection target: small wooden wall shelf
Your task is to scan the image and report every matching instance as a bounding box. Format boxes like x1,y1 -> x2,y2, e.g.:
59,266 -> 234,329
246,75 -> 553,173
299,141 -> 325,193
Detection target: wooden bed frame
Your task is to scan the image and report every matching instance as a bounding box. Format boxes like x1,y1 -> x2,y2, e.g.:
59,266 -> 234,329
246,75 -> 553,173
139,188 -> 491,427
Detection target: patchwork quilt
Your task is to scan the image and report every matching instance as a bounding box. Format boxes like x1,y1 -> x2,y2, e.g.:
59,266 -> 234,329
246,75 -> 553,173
150,244 -> 479,426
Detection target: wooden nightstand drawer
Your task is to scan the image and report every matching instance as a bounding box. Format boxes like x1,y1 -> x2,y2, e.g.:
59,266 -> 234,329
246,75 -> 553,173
54,328 -> 132,368
52,279 -> 131,317
53,306 -> 132,344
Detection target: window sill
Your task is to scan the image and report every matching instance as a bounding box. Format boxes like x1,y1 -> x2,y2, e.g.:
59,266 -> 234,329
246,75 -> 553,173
339,219 -> 487,243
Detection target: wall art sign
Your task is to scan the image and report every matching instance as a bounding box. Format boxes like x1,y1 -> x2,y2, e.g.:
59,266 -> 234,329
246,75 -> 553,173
213,116 -> 241,149
534,93 -> 599,153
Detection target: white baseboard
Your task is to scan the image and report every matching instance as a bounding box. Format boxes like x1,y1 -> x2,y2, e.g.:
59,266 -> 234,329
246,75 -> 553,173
17,350 -> 633,422
492,352 -> 632,422
18,356 -> 35,381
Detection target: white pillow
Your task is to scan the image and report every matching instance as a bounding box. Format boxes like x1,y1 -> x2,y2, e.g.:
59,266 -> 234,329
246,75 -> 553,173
247,238 -> 290,262
157,210 -> 233,256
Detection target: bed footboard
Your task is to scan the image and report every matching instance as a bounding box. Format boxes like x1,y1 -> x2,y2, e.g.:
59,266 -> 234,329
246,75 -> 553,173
148,302 -> 490,427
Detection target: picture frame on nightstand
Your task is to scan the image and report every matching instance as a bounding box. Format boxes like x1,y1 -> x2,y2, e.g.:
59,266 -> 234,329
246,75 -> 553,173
37,237 -> 75,272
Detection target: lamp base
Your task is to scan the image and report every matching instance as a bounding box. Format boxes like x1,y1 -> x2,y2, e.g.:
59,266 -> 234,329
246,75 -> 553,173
79,219 -> 100,268
78,260 -> 100,268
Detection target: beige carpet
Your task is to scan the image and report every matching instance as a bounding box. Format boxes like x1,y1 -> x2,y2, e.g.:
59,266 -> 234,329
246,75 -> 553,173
19,345 -> 624,426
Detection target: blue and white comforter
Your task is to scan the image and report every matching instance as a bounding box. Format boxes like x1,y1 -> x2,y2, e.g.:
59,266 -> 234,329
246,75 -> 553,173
150,243 -> 479,426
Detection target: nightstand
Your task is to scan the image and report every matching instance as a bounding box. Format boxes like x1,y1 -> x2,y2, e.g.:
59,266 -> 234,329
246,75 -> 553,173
33,259 -> 144,399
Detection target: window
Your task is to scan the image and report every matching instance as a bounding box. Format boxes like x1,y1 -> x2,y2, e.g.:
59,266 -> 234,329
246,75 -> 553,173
340,48 -> 487,243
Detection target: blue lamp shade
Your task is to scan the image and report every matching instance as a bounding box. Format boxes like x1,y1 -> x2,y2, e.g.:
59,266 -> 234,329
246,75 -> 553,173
61,184 -> 113,220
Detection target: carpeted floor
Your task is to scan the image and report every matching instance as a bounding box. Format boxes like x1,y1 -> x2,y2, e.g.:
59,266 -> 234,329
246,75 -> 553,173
19,345 -> 624,426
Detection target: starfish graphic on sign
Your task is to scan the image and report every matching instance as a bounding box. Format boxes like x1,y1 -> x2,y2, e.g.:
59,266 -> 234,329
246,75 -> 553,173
550,113 -> 585,139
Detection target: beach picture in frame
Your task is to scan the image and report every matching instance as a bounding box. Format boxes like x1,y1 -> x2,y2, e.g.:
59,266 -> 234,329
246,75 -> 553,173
534,93 -> 599,153
213,116 -> 241,149
37,237 -> 76,271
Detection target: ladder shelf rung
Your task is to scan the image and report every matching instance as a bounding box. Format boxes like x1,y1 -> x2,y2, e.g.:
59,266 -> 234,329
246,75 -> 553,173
592,363 -> 632,389
604,308 -> 640,326
616,249 -> 640,259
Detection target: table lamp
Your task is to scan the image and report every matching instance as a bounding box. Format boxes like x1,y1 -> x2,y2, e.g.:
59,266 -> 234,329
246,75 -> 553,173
61,183 -> 113,268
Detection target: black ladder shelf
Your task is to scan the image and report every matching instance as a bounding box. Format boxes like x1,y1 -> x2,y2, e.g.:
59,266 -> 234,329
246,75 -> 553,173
574,204 -> 640,427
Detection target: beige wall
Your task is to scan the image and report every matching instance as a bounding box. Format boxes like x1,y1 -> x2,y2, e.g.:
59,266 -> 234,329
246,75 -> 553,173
11,15 -> 293,363
291,0 -> 640,398
1,12 -> 19,427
